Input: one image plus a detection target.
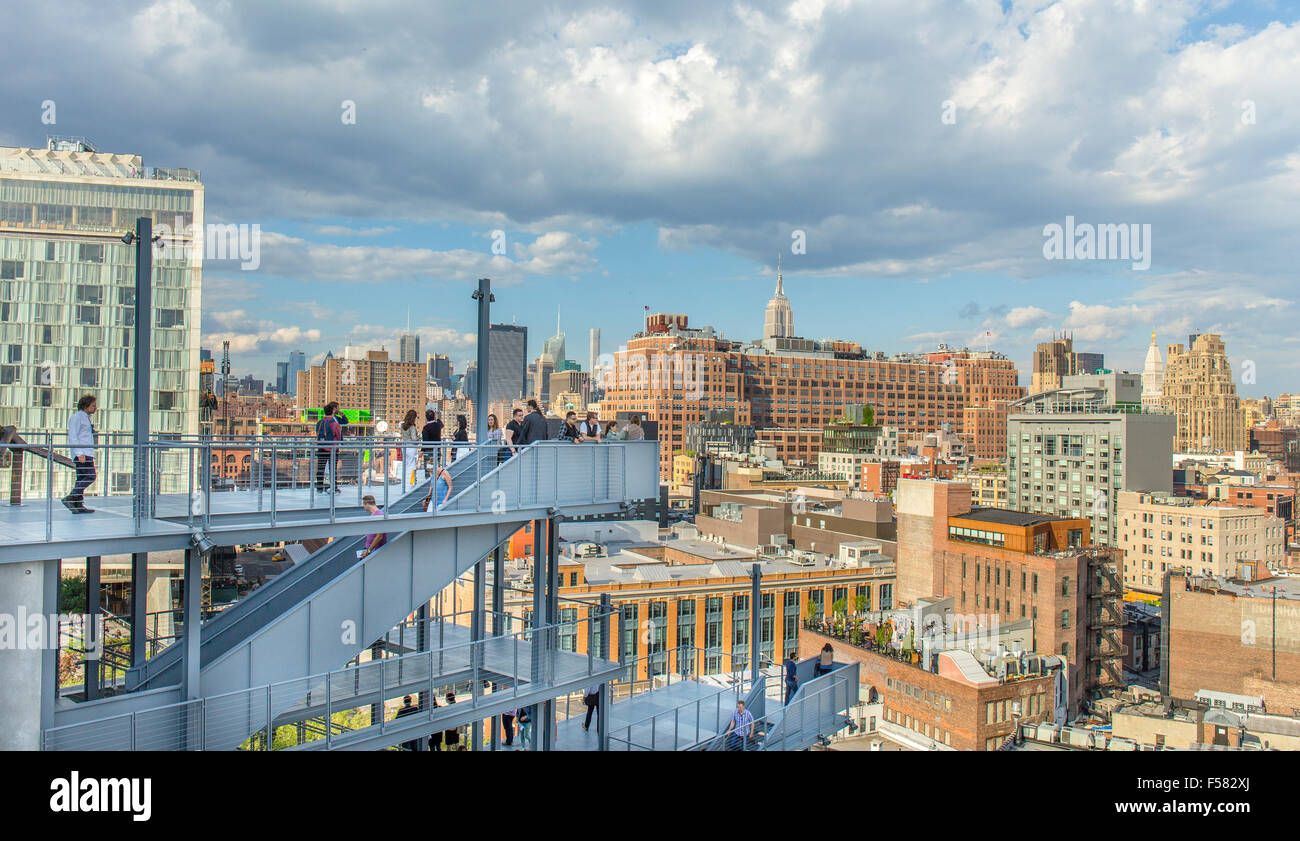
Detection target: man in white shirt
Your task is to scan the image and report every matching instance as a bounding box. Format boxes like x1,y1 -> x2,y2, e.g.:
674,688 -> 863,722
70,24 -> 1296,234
64,394 -> 98,514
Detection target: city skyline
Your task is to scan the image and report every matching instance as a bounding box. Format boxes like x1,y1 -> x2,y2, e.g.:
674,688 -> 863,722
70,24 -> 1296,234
2,2 -> 1295,395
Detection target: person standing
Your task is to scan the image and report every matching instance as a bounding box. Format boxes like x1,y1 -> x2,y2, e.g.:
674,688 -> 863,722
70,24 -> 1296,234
518,399 -> 547,447
783,652 -> 799,705
420,409 -> 444,478
427,695 -> 443,751
724,699 -> 756,751
485,414 -> 508,466
558,411 -> 582,443
500,708 -> 515,748
442,691 -> 461,751
313,402 -> 343,493
579,412 -> 601,442
623,414 -> 645,441
449,414 -> 469,462
516,705 -> 533,751
815,643 -> 835,677
64,394 -> 98,514
394,695 -> 421,751
602,421 -> 622,441
505,408 -> 525,457
581,685 -> 601,732
399,409 -> 420,489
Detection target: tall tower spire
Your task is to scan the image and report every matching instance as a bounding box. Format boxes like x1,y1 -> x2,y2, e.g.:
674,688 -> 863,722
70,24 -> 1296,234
776,252 -> 783,295
763,253 -> 794,340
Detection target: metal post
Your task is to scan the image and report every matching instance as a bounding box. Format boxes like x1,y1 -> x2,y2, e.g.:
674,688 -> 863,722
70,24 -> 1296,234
751,563 -> 761,686
131,216 -> 152,522
182,547 -> 202,700
472,278 -> 492,445
84,555 -> 100,700
129,552 -> 147,668
598,593 -> 611,751
471,558 -> 484,748
490,546 -> 503,751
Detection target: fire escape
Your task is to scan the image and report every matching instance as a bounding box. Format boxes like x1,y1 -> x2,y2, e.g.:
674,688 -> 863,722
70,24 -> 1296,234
1087,548 -> 1125,694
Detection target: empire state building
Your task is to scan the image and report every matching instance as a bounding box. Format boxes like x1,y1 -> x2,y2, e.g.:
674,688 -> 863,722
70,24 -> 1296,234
763,254 -> 794,339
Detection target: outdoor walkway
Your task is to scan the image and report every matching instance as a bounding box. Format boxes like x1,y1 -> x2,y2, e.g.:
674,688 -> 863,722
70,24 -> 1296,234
555,679 -> 741,751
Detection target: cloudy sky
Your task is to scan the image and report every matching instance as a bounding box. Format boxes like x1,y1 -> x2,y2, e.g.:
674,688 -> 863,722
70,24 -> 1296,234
3,0 -> 1297,395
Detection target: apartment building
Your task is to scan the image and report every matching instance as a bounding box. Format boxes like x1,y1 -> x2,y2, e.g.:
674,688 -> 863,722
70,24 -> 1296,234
1006,385 -> 1175,546
601,314 -> 1022,480
1160,333 -> 1248,453
295,348 -> 424,424
952,466 -> 1008,509
1118,491 -> 1286,595
895,479 -> 1123,715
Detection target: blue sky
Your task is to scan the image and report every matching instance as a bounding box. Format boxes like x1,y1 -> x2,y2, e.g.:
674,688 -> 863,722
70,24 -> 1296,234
3,0 -> 1297,395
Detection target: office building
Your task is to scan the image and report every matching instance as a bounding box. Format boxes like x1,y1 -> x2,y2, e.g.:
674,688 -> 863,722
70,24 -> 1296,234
1029,335 -> 1104,394
1117,491 -> 1286,595
0,138 -> 203,496
426,352 -> 451,387
763,256 -> 793,340
486,323 -> 527,404
275,361 -> 289,395
295,348 -> 423,424
398,332 -> 419,364
1006,385 -> 1175,546
1160,333 -> 1248,453
603,314 -> 1022,480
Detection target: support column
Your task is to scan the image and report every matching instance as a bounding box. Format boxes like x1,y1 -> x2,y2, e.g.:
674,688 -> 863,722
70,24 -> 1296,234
130,551 -> 148,666
597,593 -> 611,752
471,557 -> 484,749
85,555 -> 101,700
131,216 -> 153,522
751,563 -> 762,687
182,548 -> 202,701
0,560 -> 54,750
490,546 -> 502,751
541,515 -> 559,750
472,278 -> 492,445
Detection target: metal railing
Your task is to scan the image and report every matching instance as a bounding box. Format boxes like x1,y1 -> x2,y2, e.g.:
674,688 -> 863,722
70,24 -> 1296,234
43,603 -> 619,751
0,435 -> 655,545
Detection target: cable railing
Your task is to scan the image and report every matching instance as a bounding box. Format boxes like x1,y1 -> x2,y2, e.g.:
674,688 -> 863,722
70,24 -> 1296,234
42,603 -> 620,752
0,436 -> 657,547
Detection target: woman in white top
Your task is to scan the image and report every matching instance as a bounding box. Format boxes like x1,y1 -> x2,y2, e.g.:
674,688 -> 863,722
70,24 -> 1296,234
399,409 -> 421,489
485,413 -> 510,465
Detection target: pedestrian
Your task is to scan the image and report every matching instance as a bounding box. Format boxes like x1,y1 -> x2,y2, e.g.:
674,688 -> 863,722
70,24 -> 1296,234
314,402 -> 343,493
421,464 -> 453,511
783,651 -> 799,705
399,409 -> 420,489
602,421 -> 622,441
558,411 -> 582,443
815,643 -> 835,677
420,409 -> 444,478
485,413 -> 508,466
518,399 -> 547,447
427,695 -> 443,751
623,414 -> 645,441
582,685 -> 601,731
63,394 -> 98,514
394,695 -> 421,751
442,691 -> 460,750
516,706 -> 533,751
724,699 -> 755,751
358,495 -> 387,559
449,414 -> 469,462
579,411 -> 601,442
501,708 -> 515,747
505,408 -> 525,457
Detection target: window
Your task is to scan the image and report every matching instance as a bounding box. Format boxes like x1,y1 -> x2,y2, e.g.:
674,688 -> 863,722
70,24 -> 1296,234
1061,610 -> 1070,629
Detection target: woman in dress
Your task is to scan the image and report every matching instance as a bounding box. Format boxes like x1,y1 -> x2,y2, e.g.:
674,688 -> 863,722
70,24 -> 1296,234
449,414 -> 469,462
399,409 -> 420,489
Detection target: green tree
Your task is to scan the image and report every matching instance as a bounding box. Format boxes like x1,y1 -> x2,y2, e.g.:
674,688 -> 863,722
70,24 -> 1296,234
59,574 -> 87,615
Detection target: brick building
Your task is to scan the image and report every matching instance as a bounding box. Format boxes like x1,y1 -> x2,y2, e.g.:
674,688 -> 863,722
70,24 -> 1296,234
296,348 -> 424,425
1164,571 -> 1300,714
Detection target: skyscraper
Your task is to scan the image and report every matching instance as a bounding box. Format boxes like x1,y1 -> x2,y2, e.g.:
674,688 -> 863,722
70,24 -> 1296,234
1141,333 -> 1164,411
398,312 -> 420,363
0,139 -> 203,496
426,352 -> 451,386
1161,333 -> 1247,453
589,327 -> 601,373
487,323 -> 527,404
275,361 -> 290,395
1029,334 -> 1104,393
543,307 -> 566,364
762,254 -> 794,340
286,350 -> 306,397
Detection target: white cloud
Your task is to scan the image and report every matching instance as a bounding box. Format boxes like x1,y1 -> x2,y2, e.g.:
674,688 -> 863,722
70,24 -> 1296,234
1005,306 -> 1053,329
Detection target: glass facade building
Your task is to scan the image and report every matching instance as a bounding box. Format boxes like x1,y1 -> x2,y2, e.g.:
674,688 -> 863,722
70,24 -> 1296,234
0,142 -> 203,496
